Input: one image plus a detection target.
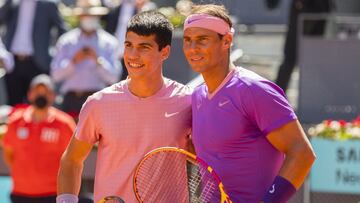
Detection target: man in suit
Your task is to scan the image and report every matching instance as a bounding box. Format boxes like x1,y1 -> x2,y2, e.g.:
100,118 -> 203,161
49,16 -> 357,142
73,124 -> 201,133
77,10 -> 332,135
271,0 -> 334,92
0,0 -> 67,106
102,0 -> 156,80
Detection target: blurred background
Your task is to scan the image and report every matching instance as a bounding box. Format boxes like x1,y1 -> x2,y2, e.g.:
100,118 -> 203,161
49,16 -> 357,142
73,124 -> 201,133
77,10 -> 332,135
1,0 -> 360,202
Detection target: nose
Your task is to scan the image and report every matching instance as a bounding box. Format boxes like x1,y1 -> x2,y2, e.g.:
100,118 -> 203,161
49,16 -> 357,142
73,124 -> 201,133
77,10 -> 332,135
125,47 -> 140,60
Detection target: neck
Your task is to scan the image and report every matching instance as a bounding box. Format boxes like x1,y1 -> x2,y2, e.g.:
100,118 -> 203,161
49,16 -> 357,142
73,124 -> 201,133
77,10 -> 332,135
202,59 -> 235,93
82,30 -> 96,37
128,75 -> 164,98
32,107 -> 49,122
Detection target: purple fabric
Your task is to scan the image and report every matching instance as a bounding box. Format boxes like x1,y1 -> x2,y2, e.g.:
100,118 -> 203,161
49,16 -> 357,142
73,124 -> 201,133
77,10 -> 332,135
192,67 -> 297,203
262,176 -> 297,203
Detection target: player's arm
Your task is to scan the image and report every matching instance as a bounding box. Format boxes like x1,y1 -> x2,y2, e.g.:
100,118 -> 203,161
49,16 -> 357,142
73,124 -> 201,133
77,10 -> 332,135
267,119 -> 315,188
57,136 -> 93,200
262,119 -> 316,202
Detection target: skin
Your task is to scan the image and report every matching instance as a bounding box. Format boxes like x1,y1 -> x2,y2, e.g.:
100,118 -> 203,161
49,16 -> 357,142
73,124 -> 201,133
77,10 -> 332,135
183,27 -> 316,190
57,32 -> 170,195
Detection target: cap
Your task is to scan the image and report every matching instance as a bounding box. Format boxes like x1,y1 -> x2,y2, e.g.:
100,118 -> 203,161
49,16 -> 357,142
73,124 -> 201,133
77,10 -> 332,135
30,74 -> 55,91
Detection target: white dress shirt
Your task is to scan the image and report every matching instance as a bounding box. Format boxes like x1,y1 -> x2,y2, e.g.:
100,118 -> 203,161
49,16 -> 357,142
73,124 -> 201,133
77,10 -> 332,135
10,0 -> 37,55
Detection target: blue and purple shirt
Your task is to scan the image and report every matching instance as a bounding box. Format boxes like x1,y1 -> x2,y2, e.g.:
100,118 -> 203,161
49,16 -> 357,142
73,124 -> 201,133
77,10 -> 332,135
192,67 -> 297,203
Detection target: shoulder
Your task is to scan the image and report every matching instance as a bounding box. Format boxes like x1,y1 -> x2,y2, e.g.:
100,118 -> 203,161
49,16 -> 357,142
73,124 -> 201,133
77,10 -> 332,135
84,81 -> 126,105
57,29 -> 80,45
165,78 -> 193,98
51,108 -> 76,127
98,29 -> 119,45
7,108 -> 25,124
231,67 -> 284,96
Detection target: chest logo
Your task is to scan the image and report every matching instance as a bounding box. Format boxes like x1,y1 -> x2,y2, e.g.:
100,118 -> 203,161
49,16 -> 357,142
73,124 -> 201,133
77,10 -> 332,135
269,184 -> 275,194
41,128 -> 60,143
165,112 -> 179,118
17,128 -> 29,140
218,100 -> 230,107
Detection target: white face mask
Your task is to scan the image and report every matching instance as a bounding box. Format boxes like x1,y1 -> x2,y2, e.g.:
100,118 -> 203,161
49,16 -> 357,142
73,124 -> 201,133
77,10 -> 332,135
80,16 -> 100,32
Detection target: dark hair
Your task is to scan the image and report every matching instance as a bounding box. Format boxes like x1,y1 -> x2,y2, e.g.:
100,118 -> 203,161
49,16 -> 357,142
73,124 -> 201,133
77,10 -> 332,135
190,4 -> 232,39
127,11 -> 173,51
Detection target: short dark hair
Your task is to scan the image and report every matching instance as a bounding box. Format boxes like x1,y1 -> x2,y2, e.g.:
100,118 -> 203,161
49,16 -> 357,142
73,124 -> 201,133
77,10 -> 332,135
127,11 -> 173,51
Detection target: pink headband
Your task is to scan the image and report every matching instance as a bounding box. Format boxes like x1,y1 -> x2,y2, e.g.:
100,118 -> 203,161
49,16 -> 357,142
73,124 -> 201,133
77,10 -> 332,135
184,14 -> 234,35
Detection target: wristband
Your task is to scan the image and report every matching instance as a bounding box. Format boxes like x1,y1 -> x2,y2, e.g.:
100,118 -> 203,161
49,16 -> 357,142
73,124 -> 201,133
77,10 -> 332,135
56,194 -> 78,203
262,176 -> 296,203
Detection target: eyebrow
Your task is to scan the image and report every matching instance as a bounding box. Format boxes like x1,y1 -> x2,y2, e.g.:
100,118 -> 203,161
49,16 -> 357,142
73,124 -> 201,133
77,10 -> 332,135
124,41 -> 153,47
184,35 -> 210,40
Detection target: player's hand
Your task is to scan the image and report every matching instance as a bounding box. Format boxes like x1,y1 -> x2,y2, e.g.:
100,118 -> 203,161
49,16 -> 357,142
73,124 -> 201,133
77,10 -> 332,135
83,47 -> 98,61
73,47 -> 97,64
72,49 -> 87,64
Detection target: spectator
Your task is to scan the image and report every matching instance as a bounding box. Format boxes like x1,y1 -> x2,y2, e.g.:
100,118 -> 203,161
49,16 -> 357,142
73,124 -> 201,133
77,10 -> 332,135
0,0 -> 67,106
1,74 -> 75,203
102,0 -> 157,80
51,0 -> 121,119
274,0 -> 334,92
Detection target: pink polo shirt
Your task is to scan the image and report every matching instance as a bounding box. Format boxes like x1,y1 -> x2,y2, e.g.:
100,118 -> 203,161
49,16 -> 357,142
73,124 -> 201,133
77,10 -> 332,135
75,78 -> 192,202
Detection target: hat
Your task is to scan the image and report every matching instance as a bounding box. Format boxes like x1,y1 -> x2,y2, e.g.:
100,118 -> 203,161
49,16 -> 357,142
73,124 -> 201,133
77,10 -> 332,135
72,0 -> 109,16
30,74 -> 55,91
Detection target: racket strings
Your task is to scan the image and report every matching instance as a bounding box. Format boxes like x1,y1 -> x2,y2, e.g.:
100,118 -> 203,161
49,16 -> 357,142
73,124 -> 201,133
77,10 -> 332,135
187,162 -> 218,202
135,150 -> 220,203
135,151 -> 189,202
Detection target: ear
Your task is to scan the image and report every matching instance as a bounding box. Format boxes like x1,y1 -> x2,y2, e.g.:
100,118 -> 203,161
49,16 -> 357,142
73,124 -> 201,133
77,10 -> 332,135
160,45 -> 171,61
222,34 -> 233,50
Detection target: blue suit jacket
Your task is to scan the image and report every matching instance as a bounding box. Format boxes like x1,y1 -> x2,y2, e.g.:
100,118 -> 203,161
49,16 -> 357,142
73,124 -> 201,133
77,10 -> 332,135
0,0 -> 67,72
102,4 -> 137,35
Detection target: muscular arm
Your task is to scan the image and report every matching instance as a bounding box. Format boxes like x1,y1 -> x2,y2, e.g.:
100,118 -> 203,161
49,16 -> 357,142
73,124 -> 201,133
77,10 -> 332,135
266,119 -> 316,189
57,136 -> 93,195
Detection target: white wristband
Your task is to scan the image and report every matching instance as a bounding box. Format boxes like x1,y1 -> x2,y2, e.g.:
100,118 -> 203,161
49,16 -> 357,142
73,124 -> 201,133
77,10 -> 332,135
56,194 -> 78,203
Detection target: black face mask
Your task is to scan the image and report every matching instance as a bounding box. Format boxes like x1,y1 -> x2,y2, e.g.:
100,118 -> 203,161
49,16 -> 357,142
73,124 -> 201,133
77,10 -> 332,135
33,95 -> 48,109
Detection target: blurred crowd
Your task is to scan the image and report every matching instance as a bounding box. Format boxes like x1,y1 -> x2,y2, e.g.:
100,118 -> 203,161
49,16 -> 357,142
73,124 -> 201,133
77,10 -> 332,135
0,0 -> 169,120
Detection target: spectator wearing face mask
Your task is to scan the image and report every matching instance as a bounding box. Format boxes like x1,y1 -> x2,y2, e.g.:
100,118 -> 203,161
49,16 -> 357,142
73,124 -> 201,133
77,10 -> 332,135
1,74 -> 76,203
50,0 -> 121,119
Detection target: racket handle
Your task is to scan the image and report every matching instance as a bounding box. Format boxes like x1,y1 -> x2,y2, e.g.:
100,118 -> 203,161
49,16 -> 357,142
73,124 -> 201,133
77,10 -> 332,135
98,196 -> 125,203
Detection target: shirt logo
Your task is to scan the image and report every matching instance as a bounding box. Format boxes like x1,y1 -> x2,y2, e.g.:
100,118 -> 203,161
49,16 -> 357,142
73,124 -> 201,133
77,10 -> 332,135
269,184 -> 275,194
41,128 -> 60,143
17,127 -> 29,140
187,18 -> 201,24
218,100 -> 230,107
165,112 -> 179,118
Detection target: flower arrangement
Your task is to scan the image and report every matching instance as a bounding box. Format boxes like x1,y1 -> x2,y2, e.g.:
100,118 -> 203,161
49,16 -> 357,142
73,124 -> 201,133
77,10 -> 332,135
308,116 -> 360,140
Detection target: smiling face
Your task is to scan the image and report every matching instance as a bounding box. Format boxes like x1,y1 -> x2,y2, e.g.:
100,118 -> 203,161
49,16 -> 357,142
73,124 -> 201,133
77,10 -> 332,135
123,31 -> 170,81
183,27 -> 231,75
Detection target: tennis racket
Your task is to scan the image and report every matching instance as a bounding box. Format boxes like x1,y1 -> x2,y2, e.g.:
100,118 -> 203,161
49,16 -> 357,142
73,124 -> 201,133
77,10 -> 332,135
98,196 -> 125,203
133,147 -> 232,203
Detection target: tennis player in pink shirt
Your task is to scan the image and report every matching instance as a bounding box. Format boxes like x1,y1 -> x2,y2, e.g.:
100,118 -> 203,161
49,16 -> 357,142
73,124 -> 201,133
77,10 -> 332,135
56,11 -> 192,203
183,4 -> 316,203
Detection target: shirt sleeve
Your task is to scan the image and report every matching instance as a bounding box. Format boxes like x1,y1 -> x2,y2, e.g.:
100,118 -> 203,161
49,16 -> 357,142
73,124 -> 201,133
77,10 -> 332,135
74,94 -> 101,144
242,79 -> 297,135
0,39 -> 14,73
